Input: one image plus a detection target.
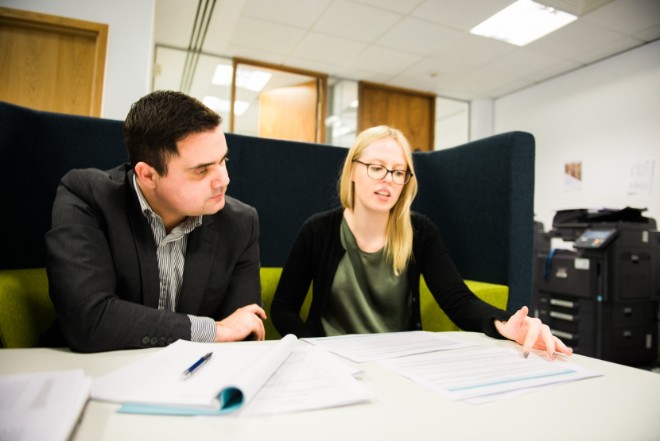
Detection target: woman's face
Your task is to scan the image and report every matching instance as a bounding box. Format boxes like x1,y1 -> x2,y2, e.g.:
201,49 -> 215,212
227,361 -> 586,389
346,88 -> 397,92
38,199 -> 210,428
351,137 -> 408,215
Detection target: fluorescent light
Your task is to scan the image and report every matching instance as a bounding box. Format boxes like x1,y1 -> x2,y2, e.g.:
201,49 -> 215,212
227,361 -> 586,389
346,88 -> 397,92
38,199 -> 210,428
470,0 -> 577,46
325,115 -> 341,126
232,101 -> 250,115
203,96 -> 223,111
211,64 -> 272,92
237,69 -> 272,92
202,96 -> 250,116
211,64 -> 233,86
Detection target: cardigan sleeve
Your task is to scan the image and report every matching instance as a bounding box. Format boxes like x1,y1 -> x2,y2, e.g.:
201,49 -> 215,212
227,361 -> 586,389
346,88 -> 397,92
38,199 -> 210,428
270,215 -> 321,338
271,208 -> 345,338
412,214 -> 510,338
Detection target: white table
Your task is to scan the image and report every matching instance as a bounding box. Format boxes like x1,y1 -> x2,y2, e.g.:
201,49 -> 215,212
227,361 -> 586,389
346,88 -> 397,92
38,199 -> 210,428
1,332 -> 659,441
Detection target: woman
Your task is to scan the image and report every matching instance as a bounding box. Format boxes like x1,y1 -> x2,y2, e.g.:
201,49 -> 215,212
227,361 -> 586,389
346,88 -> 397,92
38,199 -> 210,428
271,126 -> 571,359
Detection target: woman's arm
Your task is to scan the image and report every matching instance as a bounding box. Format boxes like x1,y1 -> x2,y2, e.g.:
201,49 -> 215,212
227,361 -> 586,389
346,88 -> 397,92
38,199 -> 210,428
270,222 -> 318,338
414,214 -> 509,337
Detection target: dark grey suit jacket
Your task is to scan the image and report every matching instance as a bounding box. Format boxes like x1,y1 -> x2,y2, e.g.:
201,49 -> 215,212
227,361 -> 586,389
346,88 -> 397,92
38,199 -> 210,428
45,164 -> 261,352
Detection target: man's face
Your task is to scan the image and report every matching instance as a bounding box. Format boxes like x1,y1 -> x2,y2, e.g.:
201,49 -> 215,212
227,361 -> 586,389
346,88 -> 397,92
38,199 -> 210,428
148,125 -> 230,229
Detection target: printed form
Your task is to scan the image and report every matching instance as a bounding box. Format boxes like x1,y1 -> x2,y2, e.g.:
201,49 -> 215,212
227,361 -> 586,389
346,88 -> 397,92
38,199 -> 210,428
378,345 -> 602,403
305,331 -> 602,404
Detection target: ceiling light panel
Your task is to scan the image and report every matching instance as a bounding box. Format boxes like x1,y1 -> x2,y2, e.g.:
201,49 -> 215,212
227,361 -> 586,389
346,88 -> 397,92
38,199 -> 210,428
470,0 -> 577,46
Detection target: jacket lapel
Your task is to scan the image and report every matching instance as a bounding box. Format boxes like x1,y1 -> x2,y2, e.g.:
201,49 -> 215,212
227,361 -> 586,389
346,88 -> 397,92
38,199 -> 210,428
124,168 -> 161,309
178,218 -> 218,314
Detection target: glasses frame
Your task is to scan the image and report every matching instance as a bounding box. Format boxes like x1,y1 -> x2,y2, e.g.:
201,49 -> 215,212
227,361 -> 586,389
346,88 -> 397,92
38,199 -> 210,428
353,160 -> 413,185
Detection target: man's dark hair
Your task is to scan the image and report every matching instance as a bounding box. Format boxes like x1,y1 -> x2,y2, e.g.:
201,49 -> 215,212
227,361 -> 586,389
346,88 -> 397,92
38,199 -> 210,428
124,90 -> 222,175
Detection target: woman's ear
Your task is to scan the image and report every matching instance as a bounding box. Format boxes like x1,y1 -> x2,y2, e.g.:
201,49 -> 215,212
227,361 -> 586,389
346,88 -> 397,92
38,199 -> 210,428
350,164 -> 357,183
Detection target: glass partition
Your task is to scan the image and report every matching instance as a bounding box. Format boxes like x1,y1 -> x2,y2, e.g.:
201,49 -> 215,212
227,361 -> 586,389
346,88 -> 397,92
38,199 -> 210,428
324,77 -> 469,150
153,46 -> 469,149
435,96 -> 470,150
153,47 -> 326,143
153,46 -> 233,124
232,60 -> 325,142
325,79 -> 358,148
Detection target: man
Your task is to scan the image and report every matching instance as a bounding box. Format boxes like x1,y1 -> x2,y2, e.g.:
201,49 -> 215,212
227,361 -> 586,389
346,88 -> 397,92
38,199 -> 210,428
45,91 -> 266,352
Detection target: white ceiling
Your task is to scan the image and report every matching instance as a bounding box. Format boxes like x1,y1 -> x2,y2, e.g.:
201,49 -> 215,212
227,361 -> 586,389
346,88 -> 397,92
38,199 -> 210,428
154,0 -> 660,101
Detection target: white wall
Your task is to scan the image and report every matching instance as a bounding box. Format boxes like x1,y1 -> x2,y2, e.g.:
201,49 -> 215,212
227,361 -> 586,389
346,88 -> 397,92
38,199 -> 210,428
2,0 -> 154,120
469,99 -> 494,142
494,40 -> 660,230
435,96 -> 470,150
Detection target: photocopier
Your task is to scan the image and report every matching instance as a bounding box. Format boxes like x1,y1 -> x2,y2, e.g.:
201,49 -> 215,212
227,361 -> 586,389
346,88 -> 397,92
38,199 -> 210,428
534,207 -> 660,366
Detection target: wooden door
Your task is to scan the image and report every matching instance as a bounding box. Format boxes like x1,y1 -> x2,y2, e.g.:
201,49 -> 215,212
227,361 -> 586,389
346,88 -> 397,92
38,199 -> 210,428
231,58 -> 327,144
259,81 -> 319,143
358,81 -> 435,151
0,7 -> 107,116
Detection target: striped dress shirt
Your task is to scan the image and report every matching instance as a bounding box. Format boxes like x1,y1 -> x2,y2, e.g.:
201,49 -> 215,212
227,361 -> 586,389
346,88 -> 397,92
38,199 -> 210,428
133,175 -> 216,342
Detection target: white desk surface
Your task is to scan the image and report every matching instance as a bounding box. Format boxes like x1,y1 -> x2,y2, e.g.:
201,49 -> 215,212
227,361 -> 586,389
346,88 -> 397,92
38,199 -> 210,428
1,332 -> 659,441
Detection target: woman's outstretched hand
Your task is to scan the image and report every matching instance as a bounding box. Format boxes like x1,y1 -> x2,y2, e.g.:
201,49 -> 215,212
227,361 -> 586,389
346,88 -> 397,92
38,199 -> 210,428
494,306 -> 573,360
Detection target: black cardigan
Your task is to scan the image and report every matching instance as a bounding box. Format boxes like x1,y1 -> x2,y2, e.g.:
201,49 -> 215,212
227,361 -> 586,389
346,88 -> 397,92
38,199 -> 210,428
271,207 -> 510,338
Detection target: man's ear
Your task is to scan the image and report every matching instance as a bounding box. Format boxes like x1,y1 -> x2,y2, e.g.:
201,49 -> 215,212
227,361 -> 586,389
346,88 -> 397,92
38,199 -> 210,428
134,162 -> 158,189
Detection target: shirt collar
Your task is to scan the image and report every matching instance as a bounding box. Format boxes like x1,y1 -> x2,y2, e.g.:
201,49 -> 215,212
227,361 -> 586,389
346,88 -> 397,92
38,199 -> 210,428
132,174 -> 203,232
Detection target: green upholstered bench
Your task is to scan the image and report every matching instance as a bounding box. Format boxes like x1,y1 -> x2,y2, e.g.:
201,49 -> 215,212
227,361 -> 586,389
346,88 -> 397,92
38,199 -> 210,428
420,277 -> 508,332
260,267 -> 508,340
0,268 -> 54,348
0,267 -> 508,347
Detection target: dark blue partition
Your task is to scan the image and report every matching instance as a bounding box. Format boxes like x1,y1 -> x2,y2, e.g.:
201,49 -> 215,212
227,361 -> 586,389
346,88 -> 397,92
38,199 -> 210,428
412,132 -> 535,312
0,101 -> 534,312
225,133 -> 345,267
0,102 -> 127,269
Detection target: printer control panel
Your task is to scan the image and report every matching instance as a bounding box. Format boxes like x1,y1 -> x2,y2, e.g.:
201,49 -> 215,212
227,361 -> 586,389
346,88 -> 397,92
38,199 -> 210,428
574,228 -> 617,249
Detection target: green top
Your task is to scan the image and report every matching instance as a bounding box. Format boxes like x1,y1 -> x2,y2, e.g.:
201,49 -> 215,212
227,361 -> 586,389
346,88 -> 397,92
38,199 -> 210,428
321,218 -> 411,336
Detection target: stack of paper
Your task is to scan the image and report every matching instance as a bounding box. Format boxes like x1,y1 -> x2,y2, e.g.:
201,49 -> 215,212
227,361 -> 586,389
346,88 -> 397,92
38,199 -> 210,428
304,331 -> 603,404
0,369 -> 91,441
303,330 -> 476,362
92,334 -> 371,416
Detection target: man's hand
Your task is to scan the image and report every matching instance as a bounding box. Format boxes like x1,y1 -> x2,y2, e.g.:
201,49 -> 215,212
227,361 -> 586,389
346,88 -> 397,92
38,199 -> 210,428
494,306 -> 573,360
214,304 -> 267,342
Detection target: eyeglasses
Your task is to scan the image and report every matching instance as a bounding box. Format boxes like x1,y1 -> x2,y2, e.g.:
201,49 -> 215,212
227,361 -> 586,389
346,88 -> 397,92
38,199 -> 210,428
353,160 -> 413,185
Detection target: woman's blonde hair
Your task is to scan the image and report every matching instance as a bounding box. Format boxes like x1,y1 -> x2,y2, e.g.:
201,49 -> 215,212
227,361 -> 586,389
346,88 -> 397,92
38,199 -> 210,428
339,125 -> 418,275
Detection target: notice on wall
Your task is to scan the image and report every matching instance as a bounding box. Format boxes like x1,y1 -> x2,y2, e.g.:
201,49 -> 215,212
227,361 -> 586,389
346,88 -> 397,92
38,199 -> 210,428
627,158 -> 655,195
564,160 -> 582,192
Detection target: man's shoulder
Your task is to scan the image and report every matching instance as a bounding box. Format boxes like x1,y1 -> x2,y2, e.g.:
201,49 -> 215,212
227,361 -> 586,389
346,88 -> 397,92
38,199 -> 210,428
205,196 -> 257,226
61,164 -> 128,188
57,165 -> 129,205
222,195 -> 257,216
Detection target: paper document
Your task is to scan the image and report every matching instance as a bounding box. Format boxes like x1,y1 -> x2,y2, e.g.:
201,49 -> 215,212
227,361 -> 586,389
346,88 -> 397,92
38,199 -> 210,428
240,344 -> 371,416
0,369 -> 91,441
304,331 -> 476,362
92,335 -> 371,416
378,345 -> 602,403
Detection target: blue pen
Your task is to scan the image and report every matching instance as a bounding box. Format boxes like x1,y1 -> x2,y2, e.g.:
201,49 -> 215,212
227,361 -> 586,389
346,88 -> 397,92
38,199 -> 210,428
181,352 -> 213,379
